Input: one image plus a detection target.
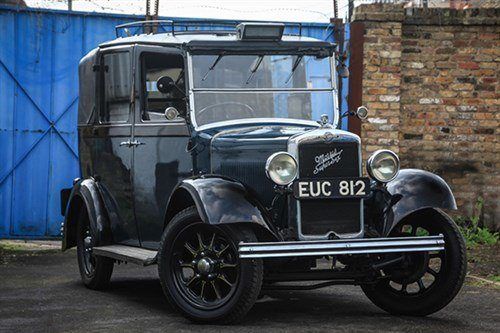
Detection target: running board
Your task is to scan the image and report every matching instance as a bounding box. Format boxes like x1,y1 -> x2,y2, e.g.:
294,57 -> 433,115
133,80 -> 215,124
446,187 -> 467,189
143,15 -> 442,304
239,235 -> 445,259
93,245 -> 157,266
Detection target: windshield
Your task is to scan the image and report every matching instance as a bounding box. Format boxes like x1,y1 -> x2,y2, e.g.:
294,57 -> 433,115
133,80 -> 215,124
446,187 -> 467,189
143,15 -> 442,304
190,54 -> 335,128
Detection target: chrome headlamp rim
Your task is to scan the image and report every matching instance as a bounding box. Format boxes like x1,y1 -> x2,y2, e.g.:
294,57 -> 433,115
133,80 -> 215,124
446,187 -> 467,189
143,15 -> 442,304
265,152 -> 298,186
366,149 -> 400,183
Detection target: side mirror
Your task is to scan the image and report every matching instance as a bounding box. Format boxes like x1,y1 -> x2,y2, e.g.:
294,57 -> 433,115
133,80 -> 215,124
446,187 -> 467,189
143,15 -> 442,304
338,64 -> 349,78
356,106 -> 369,120
157,76 -> 175,94
164,107 -> 179,120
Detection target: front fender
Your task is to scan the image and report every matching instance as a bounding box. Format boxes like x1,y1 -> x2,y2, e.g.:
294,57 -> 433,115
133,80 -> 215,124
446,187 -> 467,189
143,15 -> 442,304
62,178 -> 111,251
385,168 -> 456,234
166,176 -> 279,241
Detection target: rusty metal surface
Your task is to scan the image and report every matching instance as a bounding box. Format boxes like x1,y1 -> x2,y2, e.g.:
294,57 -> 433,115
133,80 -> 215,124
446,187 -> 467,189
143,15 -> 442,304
347,21 -> 364,136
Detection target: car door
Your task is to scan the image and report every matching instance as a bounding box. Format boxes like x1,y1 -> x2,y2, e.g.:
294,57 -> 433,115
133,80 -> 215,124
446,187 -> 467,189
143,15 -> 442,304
93,46 -> 140,246
132,47 -> 192,250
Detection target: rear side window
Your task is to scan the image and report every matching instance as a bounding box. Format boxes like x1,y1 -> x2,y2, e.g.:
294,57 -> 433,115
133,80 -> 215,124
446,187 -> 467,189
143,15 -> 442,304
77,51 -> 96,125
100,52 -> 131,123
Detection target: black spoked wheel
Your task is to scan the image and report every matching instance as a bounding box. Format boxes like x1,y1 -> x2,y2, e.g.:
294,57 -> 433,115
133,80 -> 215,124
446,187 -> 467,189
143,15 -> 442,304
382,224 -> 444,296
76,208 -> 113,290
171,223 -> 240,309
158,206 -> 263,324
361,208 -> 466,316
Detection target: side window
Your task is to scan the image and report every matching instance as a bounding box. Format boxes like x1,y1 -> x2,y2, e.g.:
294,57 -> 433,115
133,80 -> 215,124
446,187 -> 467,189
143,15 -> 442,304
100,52 -> 131,123
141,52 -> 186,122
77,54 -> 96,125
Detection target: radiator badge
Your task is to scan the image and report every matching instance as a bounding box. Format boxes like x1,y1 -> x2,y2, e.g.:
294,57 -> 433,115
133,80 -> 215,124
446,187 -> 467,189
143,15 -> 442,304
313,149 -> 343,175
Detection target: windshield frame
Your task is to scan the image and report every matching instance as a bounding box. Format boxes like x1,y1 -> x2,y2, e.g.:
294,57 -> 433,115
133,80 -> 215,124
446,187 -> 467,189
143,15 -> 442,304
186,51 -> 339,131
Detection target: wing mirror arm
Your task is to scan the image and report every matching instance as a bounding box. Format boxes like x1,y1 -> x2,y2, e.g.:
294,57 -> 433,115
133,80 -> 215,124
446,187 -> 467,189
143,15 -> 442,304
339,106 -> 369,121
337,106 -> 369,129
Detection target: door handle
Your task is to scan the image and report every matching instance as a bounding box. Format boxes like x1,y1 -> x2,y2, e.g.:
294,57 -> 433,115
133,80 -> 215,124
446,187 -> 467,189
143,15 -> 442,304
119,140 -> 132,147
119,140 -> 144,148
129,140 -> 144,147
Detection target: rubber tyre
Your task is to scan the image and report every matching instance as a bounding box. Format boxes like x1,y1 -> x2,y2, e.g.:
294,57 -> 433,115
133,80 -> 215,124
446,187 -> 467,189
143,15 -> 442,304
158,206 -> 263,324
361,209 -> 467,316
76,208 -> 114,290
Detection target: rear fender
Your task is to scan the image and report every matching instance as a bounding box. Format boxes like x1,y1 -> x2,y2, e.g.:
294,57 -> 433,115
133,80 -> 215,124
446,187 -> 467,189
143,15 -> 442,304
165,176 -> 280,241
62,178 -> 111,251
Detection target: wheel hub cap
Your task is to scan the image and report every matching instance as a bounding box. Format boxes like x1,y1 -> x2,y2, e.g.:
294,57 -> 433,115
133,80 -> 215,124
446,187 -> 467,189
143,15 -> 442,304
197,258 -> 213,274
84,236 -> 92,250
82,229 -> 95,275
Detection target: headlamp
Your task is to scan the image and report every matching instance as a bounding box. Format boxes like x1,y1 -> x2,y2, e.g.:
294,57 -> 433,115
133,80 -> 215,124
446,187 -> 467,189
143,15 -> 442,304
265,152 -> 298,186
367,149 -> 400,183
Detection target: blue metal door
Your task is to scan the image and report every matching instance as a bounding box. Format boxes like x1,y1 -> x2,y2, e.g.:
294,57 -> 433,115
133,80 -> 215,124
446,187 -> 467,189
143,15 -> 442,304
0,8 -> 129,238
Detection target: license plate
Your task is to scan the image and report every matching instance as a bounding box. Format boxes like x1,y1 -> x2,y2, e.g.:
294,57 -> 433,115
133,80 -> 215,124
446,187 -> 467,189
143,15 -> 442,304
293,177 -> 370,200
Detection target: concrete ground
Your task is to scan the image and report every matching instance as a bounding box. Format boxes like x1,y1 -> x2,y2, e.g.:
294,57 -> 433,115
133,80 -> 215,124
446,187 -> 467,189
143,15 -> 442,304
0,245 -> 499,333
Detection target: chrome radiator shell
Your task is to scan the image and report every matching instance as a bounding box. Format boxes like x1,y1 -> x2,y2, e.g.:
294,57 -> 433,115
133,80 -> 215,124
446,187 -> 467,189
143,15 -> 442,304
288,128 -> 363,240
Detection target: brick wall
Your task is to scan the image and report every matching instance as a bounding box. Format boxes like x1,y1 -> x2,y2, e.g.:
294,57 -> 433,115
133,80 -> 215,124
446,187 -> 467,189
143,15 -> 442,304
351,4 -> 499,228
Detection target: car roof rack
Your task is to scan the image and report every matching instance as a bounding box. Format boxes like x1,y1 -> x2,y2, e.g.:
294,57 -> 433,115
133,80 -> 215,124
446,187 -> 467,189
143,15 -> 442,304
115,20 -> 308,39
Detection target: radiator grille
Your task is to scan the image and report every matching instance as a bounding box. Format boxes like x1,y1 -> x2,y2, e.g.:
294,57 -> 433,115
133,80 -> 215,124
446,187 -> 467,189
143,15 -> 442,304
298,140 -> 361,236
298,141 -> 359,178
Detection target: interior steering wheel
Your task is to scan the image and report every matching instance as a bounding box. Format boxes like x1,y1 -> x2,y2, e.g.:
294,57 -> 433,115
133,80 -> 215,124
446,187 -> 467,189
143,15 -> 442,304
196,102 -> 256,124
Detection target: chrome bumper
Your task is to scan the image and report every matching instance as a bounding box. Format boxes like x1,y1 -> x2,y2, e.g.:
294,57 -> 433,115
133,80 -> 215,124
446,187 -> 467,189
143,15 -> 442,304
239,235 -> 445,259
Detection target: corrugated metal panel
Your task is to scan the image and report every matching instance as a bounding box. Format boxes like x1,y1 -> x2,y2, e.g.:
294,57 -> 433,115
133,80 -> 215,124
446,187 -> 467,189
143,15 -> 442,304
0,6 -> 345,239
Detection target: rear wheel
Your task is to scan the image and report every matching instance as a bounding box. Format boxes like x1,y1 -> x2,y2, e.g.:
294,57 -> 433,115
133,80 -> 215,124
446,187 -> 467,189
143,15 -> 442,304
76,208 -> 114,289
361,209 -> 466,316
158,206 -> 263,323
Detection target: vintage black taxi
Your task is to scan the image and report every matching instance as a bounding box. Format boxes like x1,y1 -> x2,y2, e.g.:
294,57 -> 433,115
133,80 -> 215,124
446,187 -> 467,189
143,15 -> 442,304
61,21 -> 466,323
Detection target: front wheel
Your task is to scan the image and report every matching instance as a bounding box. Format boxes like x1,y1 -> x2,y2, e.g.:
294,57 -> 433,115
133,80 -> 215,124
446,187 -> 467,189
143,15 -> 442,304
361,208 -> 467,316
158,206 -> 263,324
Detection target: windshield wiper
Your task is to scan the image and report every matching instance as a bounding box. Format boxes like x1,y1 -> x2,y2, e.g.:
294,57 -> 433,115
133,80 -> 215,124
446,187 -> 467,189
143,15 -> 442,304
201,54 -> 224,81
245,55 -> 264,85
284,55 -> 303,85
175,68 -> 184,85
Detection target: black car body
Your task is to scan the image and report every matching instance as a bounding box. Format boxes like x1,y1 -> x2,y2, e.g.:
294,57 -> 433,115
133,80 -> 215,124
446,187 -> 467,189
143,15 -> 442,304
61,21 -> 466,323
